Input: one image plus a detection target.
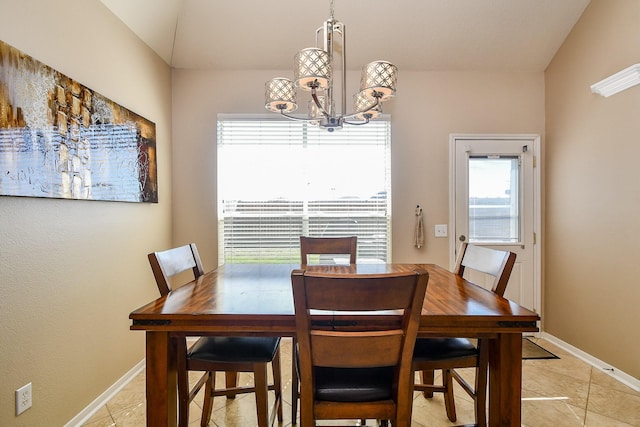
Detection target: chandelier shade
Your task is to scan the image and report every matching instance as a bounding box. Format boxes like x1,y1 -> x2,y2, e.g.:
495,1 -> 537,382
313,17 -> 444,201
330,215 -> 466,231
264,0 -> 397,131
265,78 -> 297,113
294,48 -> 332,90
360,61 -> 398,100
353,90 -> 381,120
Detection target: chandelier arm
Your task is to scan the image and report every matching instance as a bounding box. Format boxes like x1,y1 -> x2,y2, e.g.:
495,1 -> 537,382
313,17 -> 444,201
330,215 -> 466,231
343,118 -> 371,126
278,110 -> 320,123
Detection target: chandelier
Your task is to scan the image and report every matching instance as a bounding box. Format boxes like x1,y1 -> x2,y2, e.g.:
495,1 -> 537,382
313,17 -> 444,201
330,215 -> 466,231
264,0 -> 397,132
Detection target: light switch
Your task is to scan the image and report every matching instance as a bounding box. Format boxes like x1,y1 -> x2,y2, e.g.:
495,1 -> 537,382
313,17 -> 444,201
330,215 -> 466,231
435,224 -> 448,237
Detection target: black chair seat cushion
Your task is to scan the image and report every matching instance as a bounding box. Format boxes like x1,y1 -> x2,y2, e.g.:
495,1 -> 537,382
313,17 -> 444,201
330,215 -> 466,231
314,366 -> 395,402
413,337 -> 478,362
188,336 -> 281,363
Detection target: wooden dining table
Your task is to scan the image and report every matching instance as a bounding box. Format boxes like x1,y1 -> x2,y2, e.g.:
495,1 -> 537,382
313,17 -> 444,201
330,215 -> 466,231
130,263 -> 539,427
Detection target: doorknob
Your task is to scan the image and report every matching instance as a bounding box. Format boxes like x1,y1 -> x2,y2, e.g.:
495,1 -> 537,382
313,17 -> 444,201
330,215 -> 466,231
459,235 -> 466,242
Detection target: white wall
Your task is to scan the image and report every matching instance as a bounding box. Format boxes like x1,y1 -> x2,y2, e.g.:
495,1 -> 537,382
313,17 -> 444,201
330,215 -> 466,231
0,0 -> 173,425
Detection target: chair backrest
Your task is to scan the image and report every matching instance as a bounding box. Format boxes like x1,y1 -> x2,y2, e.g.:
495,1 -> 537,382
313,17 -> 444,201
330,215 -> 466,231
453,242 -> 517,297
148,243 -> 204,296
299,236 -> 357,265
291,268 -> 429,425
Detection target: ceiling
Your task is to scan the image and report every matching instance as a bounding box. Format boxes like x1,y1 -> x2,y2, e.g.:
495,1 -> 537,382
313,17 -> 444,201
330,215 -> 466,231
100,0 -> 590,72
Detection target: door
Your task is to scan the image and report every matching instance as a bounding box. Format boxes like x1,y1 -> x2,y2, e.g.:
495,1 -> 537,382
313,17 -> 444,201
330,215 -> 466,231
450,135 -> 540,313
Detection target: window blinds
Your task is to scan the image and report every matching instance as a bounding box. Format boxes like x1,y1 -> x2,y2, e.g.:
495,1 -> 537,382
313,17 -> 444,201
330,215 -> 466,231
217,117 -> 391,264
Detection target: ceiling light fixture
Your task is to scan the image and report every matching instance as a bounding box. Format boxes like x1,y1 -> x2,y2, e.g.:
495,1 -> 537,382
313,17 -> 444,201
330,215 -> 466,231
591,63 -> 640,97
264,0 -> 397,132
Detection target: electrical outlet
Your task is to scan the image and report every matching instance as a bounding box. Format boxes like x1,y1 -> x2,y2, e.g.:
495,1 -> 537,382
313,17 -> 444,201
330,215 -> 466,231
434,224 -> 448,237
16,382 -> 32,415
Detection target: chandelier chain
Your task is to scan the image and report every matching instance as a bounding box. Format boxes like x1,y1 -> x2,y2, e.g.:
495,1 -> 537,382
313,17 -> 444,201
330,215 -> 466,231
330,0 -> 335,20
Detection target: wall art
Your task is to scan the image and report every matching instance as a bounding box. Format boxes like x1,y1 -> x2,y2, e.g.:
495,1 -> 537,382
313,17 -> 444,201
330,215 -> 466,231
0,40 -> 157,203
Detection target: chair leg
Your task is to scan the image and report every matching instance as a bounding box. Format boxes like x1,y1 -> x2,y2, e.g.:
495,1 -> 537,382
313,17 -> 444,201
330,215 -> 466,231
225,371 -> 238,399
291,337 -> 299,424
200,371 -> 216,427
443,369 -> 457,422
254,363 -> 270,427
299,384 -> 314,427
420,369 -> 435,398
272,346 -> 284,422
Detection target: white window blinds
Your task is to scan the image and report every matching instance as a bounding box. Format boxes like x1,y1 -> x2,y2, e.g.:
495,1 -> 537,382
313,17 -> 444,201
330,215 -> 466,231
217,117 -> 391,264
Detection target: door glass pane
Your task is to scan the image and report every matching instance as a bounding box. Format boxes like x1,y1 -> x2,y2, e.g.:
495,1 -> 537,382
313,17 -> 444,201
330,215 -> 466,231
468,156 -> 520,243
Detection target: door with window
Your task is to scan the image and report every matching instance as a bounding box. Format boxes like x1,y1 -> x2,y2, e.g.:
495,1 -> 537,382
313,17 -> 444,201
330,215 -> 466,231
451,135 -> 540,312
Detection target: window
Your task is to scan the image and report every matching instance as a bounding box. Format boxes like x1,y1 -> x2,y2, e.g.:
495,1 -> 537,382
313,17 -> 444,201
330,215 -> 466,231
468,156 -> 520,243
217,116 -> 391,264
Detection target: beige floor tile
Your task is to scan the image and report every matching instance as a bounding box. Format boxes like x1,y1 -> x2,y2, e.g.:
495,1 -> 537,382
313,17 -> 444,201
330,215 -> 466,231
584,410 -> 637,427
411,389 -> 476,426
81,418 -> 117,427
521,399 -> 586,427
524,339 -> 593,383
105,372 -> 146,415
110,401 -> 146,427
82,405 -> 115,427
521,363 -> 590,408
590,369 -> 640,398
81,337 -> 640,427
586,380 -> 640,425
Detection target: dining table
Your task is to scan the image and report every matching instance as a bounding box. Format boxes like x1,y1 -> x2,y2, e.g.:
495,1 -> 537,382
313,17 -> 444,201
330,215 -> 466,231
129,262 -> 539,427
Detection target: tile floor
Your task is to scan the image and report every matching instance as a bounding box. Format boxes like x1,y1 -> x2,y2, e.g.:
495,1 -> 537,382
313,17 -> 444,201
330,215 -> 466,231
82,337 -> 640,426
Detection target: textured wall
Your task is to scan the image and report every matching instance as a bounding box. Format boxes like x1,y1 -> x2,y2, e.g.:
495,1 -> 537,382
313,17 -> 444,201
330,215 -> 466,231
0,0 -> 173,424
545,0 -> 640,379
171,68 -> 545,270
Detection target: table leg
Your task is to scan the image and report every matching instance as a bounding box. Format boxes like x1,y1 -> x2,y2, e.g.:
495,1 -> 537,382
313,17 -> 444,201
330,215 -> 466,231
488,333 -> 522,427
146,331 -> 177,427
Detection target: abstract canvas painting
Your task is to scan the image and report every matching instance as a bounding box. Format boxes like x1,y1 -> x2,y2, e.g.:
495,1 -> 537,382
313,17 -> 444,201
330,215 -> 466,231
0,40 -> 157,203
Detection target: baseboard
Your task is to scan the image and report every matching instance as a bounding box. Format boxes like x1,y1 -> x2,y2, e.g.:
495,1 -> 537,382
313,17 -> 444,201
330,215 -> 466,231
541,332 -> 640,392
64,359 -> 145,427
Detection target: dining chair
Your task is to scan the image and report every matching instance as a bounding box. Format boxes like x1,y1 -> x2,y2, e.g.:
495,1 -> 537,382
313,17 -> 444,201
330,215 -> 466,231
412,242 -> 516,427
292,235 -> 359,422
291,267 -> 429,427
299,235 -> 357,265
148,243 -> 283,427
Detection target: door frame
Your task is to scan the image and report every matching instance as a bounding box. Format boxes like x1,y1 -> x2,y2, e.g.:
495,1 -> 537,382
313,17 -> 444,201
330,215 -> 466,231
449,133 -> 542,316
